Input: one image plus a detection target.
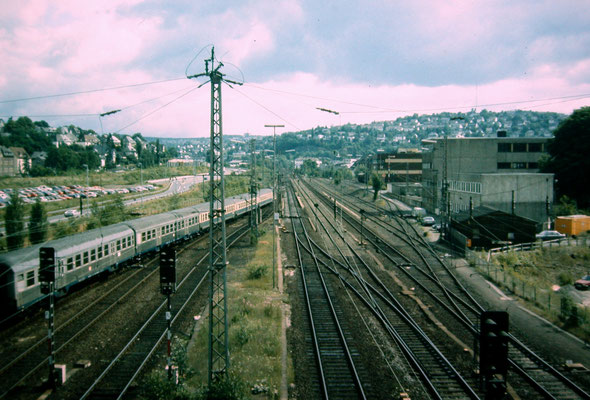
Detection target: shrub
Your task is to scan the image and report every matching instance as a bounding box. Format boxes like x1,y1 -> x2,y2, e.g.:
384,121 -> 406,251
247,265 -> 267,280
558,271 -> 574,286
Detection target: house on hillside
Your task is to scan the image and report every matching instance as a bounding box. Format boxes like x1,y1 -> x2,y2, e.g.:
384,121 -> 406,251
55,132 -> 77,147
9,147 -> 30,174
0,146 -> 15,176
31,151 -> 47,167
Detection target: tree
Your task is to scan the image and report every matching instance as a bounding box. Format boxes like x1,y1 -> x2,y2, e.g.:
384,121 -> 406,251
543,107 -> 590,209
5,191 -> 25,250
29,200 -> 48,244
371,172 -> 384,201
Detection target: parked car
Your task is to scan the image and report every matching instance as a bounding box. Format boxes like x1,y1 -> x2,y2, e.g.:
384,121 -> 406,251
64,209 -> 80,218
421,216 -> 435,226
535,230 -> 566,240
574,275 -> 590,290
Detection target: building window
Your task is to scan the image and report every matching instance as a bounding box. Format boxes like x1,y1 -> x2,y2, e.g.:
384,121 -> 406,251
528,143 -> 542,152
513,143 -> 527,152
528,162 -> 538,169
498,162 -> 511,169
513,162 -> 527,169
498,143 -> 511,152
26,271 -> 35,287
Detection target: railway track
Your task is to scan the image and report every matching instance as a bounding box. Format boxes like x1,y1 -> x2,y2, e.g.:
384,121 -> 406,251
286,184 -> 367,399
303,177 -> 590,400
0,208 -> 268,400
289,179 -> 480,399
80,212 -> 270,400
0,249 -> 171,398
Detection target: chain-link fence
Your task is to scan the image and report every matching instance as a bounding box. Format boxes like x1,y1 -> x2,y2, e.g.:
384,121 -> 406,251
467,250 -> 590,340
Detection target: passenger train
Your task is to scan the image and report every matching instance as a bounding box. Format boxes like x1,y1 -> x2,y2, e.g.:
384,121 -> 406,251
0,189 -> 273,314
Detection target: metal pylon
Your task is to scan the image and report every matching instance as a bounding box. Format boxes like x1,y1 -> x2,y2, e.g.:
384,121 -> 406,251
188,47 -> 242,385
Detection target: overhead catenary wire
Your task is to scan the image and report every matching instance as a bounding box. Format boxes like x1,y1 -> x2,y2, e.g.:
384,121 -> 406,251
0,77 -> 187,105
229,85 -> 301,131
114,86 -> 200,133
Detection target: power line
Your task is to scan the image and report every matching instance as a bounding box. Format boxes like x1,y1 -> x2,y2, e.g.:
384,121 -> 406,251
113,86 -> 199,133
230,86 -> 301,130
0,77 -> 186,104
245,82 -> 590,115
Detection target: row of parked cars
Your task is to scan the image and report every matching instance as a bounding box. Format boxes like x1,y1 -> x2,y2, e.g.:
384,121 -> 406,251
0,184 -> 157,208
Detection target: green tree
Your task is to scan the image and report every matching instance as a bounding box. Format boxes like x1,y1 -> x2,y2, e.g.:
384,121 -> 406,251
370,172 -> 384,201
5,191 -> 25,250
29,200 -> 48,244
543,107 -> 590,209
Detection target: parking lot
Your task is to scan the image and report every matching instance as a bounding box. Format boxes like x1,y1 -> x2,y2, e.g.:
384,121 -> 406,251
0,184 -> 157,207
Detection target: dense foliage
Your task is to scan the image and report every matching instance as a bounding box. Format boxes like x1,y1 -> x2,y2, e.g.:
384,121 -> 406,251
4,191 -> 25,250
543,107 -> 590,209
28,200 -> 48,244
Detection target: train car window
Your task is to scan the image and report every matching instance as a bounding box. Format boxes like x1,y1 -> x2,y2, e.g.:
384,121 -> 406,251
142,232 -> 146,241
90,249 -> 96,261
26,271 -> 35,287
152,229 -> 156,237
83,251 -> 89,264
104,245 -> 109,256
67,257 -> 74,271
161,227 -> 165,235
116,240 -> 121,251
76,254 -> 82,267
98,247 -> 103,259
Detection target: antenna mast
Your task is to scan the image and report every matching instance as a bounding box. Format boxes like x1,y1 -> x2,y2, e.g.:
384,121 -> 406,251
188,46 -> 242,385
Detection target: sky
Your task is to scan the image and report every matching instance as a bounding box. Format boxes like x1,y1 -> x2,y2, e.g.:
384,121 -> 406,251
1,0 -> 589,138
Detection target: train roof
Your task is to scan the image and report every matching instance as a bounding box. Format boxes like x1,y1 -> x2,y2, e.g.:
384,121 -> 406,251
49,223 -> 134,257
123,212 -> 177,231
0,243 -> 44,274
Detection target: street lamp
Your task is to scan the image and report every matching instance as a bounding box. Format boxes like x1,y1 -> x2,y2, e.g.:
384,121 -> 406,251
82,164 -> 89,214
138,162 -> 143,204
265,124 -> 284,290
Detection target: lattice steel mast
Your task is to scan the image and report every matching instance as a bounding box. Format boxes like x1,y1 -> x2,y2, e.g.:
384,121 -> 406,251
188,46 -> 242,385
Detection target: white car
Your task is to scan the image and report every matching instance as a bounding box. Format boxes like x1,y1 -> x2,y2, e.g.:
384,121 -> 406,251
421,216 -> 436,226
64,209 -> 80,218
535,230 -> 565,240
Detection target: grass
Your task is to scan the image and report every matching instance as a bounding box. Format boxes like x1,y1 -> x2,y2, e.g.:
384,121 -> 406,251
475,243 -> 590,341
186,224 -> 290,398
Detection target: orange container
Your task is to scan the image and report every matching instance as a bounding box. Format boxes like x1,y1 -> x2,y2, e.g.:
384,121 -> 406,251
555,215 -> 590,236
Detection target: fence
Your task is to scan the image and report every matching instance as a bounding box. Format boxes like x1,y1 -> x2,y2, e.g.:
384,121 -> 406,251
487,236 -> 590,261
467,250 -> 590,339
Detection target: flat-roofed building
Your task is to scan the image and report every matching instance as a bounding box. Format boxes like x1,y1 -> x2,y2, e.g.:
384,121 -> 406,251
421,135 -> 553,223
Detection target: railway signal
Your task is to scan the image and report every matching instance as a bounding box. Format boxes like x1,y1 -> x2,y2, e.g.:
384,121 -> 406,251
160,247 -> 177,295
39,247 -> 56,294
480,311 -> 509,399
159,246 -> 177,381
39,247 -> 57,388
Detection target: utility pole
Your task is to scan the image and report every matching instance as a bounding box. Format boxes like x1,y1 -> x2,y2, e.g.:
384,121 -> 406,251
441,135 -> 449,240
188,47 -> 242,386
249,139 -> 258,242
265,124 -> 284,290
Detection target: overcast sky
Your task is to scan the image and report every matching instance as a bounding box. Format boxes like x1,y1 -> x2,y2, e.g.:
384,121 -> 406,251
1,0 -> 589,138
